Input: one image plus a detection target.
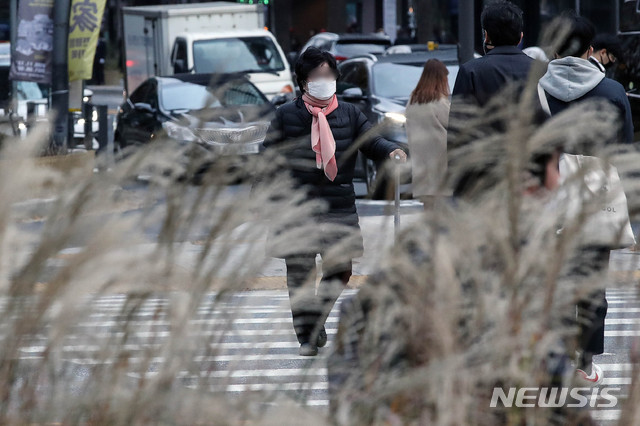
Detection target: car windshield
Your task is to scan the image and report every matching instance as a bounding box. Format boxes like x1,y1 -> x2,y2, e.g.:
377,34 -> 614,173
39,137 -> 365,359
371,62 -> 459,99
193,37 -> 285,74
16,81 -> 44,100
160,79 -> 266,112
335,42 -> 390,57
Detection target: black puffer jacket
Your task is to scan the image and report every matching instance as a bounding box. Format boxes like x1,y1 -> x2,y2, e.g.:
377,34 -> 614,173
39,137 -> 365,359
263,97 -> 399,258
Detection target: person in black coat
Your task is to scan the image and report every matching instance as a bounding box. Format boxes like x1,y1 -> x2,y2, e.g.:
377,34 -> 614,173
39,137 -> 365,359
449,0 -> 534,198
263,47 -> 406,356
451,0 -> 533,107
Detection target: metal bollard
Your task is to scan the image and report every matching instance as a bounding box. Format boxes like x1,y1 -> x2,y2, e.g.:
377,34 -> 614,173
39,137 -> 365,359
394,153 -> 402,239
26,101 -> 38,133
26,101 -> 37,119
106,113 -> 115,169
96,104 -> 108,152
83,102 -> 93,150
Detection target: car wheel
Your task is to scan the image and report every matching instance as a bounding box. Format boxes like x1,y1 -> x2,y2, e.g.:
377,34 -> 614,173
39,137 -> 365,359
366,159 -> 393,200
113,135 -> 123,160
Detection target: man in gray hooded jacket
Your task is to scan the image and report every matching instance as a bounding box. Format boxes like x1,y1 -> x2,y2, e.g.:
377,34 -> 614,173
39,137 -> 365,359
538,12 -> 633,387
539,14 -> 633,144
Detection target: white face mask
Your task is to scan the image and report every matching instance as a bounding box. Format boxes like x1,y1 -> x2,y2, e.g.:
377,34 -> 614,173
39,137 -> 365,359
306,79 -> 336,100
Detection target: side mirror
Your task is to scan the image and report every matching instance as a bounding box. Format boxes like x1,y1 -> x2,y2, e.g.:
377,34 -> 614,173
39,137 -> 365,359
174,59 -> 187,74
134,103 -> 156,115
270,94 -> 288,107
342,87 -> 366,101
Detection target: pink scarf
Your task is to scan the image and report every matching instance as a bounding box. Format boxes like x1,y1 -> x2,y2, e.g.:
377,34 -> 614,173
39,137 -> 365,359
302,93 -> 339,181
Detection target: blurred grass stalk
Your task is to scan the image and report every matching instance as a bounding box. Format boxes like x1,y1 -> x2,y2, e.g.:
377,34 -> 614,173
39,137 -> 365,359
0,18 -> 637,425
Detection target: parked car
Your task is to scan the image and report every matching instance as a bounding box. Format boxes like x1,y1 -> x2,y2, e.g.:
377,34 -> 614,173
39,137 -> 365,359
299,33 -> 392,63
337,48 -> 459,197
115,73 -> 275,178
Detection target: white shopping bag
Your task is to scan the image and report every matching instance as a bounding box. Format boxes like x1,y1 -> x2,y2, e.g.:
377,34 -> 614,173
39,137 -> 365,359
559,153 -> 636,248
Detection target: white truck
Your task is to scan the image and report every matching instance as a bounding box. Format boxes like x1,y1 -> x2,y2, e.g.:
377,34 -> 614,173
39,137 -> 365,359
122,2 -> 294,100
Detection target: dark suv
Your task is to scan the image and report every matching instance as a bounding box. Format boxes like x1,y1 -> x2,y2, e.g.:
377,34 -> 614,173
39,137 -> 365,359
336,47 -> 459,198
299,33 -> 392,63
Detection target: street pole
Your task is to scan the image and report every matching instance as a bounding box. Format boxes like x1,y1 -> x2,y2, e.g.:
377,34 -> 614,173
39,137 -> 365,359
10,0 -> 17,112
51,0 -> 71,154
458,0 -> 474,64
415,0 -> 434,44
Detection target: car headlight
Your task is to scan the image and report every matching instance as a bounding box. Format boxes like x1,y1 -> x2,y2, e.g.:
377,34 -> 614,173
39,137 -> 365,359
384,112 -> 406,125
77,118 -> 85,126
162,121 -> 198,142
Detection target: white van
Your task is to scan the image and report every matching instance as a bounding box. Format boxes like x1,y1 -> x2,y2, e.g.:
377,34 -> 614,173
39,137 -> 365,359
171,30 -> 295,100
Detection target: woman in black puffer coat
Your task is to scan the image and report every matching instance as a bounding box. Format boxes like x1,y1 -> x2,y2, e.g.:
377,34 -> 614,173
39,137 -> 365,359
263,47 -> 406,356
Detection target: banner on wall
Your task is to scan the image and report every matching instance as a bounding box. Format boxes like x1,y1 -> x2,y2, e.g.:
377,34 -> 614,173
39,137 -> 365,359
9,0 -> 55,83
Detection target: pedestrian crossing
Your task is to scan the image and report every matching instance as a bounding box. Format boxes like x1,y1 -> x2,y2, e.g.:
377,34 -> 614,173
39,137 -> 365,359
5,288 -> 640,421
12,290 -> 351,409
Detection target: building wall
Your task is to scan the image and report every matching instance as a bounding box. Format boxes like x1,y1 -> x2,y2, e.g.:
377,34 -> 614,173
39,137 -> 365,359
361,0 -> 377,33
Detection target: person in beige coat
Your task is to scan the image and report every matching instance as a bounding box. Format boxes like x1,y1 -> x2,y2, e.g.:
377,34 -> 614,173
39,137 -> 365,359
405,59 -> 451,209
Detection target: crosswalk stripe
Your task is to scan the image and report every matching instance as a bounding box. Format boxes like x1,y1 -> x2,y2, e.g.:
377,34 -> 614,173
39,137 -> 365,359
604,330 -> 640,336
591,410 -> 622,421
183,383 -> 329,392
129,368 -> 328,379
602,378 -> 632,385
599,363 -> 635,371
73,317 -> 339,327
63,329 -> 337,338
83,308 -> 334,315
606,308 -> 640,313
306,400 -> 329,406
81,310 -> 330,319
604,318 -> 640,324
18,348 -> 332,363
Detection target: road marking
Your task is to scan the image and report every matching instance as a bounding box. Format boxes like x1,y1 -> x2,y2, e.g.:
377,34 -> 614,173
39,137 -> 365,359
591,410 -> 621,421
602,378 -> 632,385
198,383 -> 329,392
73,317 -> 339,327
599,363 -> 635,372
604,318 -> 640,324
129,368 -> 328,379
60,329 -> 337,339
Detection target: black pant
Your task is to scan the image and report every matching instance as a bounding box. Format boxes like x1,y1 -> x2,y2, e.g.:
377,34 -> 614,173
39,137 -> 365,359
572,247 -> 610,356
285,255 -> 352,344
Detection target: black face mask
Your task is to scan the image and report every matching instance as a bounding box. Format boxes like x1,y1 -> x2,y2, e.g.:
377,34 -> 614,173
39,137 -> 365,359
603,60 -> 616,71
